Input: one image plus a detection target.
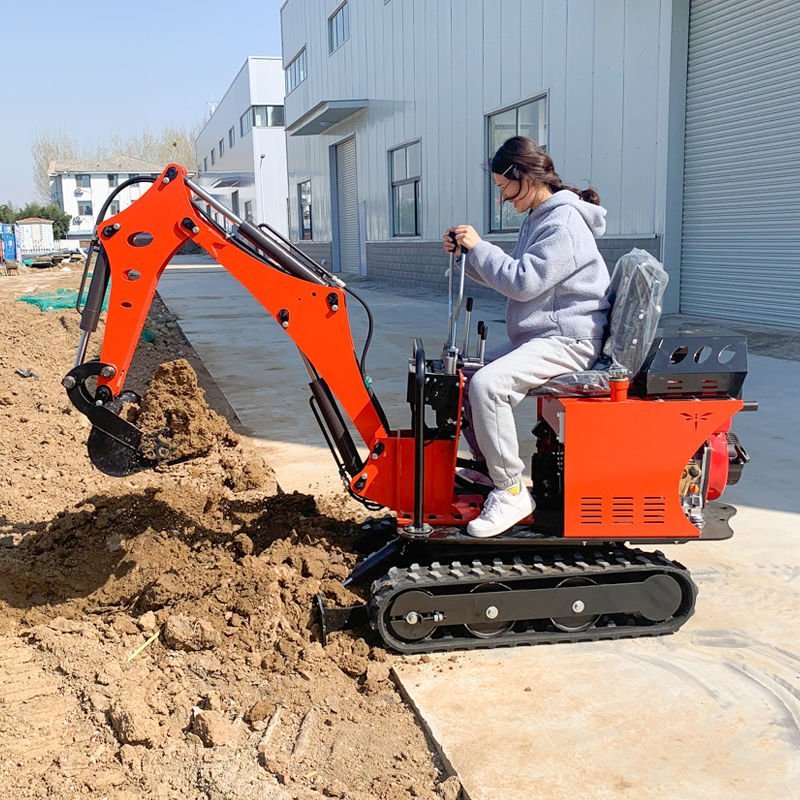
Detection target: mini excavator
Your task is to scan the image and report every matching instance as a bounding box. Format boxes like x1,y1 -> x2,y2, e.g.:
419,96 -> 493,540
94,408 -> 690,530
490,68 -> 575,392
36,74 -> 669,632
63,165 -> 755,653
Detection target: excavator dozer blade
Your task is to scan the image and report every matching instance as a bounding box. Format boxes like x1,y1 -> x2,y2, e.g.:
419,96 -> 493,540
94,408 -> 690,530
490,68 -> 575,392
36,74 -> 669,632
87,426 -> 159,477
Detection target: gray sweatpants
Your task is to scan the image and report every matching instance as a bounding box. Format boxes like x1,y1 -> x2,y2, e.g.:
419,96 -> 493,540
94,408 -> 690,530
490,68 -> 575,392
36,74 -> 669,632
466,336 -> 602,489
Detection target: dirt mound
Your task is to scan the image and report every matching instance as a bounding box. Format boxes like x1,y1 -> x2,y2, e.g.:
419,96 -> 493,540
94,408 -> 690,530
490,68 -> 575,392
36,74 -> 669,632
0,485 -> 446,799
132,358 -> 235,461
129,358 -> 278,494
0,274 -> 454,800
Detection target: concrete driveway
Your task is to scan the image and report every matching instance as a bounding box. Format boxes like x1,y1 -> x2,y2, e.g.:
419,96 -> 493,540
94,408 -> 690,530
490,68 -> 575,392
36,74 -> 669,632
158,255 -> 799,800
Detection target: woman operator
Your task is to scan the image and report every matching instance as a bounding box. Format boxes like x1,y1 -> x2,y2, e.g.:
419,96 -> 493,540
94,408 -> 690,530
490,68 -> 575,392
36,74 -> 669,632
444,135 -> 609,538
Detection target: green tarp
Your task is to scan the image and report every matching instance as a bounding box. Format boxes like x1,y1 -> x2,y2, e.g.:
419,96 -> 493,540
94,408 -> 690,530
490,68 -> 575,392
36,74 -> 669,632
17,287 -> 108,312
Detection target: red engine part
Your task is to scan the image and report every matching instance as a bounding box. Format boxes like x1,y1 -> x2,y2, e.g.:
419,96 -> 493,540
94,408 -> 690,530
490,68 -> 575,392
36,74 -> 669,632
706,431 -> 731,501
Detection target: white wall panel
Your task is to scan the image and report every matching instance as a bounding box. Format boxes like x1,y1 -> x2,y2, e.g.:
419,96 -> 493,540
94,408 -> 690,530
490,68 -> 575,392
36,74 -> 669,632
653,0 -> 674,236
481,2 -> 502,114
519,1 -> 545,104
500,0 -> 523,107
541,0 -> 568,169
563,0 -> 595,188
463,0 -> 487,233
449,0 -> 470,230
619,0 -> 662,235
590,0 -> 625,224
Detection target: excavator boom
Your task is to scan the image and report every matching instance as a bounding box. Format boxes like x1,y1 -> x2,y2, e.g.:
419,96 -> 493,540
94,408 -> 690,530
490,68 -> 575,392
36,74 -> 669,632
64,164 -> 389,489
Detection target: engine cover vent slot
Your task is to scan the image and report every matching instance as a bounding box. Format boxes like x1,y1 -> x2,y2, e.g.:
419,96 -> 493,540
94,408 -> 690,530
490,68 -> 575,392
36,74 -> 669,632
578,496 -> 667,526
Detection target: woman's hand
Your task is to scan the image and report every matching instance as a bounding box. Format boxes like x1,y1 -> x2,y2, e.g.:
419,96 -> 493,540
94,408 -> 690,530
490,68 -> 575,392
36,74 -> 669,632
442,228 -> 459,253
453,224 -> 481,251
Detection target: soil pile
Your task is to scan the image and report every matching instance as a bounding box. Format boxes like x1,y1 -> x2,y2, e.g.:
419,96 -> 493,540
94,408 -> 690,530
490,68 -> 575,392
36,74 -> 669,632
129,357 -> 277,493
0,271 -> 457,800
131,358 -> 235,462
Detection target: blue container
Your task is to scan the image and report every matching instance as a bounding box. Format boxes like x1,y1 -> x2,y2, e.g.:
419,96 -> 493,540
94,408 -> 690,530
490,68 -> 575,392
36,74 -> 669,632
1,224 -> 15,261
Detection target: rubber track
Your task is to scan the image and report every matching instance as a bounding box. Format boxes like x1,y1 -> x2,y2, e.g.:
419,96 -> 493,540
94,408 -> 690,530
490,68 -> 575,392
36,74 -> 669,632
370,546 -> 698,654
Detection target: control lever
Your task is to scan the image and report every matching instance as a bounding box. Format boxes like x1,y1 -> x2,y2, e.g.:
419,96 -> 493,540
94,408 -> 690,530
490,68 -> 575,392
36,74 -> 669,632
477,322 -> 488,363
446,232 -> 466,352
461,297 -> 473,356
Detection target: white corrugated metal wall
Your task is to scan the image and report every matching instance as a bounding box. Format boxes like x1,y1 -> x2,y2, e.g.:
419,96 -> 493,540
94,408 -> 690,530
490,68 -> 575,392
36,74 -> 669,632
281,0 -> 673,244
680,0 -> 800,327
334,137 -> 361,273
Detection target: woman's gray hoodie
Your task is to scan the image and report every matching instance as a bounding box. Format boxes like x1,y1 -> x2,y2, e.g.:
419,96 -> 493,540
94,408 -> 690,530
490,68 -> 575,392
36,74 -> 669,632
465,190 -> 610,346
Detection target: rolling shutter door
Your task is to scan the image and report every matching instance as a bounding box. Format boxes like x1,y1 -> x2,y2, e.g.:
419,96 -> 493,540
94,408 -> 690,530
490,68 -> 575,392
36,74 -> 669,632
335,138 -> 361,274
681,0 -> 800,327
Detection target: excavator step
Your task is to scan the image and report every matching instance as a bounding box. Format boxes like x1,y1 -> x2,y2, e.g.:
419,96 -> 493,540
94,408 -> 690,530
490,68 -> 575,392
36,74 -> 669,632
369,546 -> 697,654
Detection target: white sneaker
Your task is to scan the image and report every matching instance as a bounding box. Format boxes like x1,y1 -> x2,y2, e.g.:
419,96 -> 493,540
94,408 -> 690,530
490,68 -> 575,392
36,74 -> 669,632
466,481 -> 535,538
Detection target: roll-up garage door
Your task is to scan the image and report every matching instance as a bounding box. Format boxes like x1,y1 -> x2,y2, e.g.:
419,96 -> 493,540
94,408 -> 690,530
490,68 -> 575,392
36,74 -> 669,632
334,137 -> 361,274
681,0 -> 800,327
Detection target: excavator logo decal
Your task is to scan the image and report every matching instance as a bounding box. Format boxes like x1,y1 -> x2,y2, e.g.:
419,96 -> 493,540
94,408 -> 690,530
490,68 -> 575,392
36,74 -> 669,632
681,411 -> 713,431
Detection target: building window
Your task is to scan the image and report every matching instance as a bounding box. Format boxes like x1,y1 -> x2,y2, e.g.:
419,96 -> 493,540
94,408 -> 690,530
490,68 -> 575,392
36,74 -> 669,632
107,174 -> 118,187
203,157 -> 208,172
285,48 -> 307,93
231,190 -> 240,216
487,95 -> 548,232
390,141 -> 421,237
298,181 -> 313,240
244,200 -> 253,222
219,138 -> 225,158
240,108 -> 253,137
228,126 -> 235,148
253,105 -> 284,127
109,201 -> 120,215
211,148 -> 216,166
75,174 -> 90,188
77,201 -> 93,216
329,2 -> 350,53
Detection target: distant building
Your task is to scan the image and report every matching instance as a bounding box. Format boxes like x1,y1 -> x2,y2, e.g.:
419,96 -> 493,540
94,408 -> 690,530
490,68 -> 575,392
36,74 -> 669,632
194,56 -> 288,237
15,217 -> 55,255
49,155 -> 164,244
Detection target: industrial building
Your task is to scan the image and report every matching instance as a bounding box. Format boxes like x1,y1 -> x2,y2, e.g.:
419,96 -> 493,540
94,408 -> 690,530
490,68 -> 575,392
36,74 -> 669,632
194,57 -> 288,237
280,0 -> 800,327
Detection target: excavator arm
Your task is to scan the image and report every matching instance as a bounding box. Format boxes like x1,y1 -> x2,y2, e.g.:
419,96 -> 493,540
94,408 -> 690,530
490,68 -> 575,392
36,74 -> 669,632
63,164 -> 410,506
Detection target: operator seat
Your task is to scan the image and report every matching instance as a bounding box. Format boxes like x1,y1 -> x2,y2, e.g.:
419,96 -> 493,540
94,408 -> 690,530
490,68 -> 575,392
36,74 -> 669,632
531,248 -> 669,397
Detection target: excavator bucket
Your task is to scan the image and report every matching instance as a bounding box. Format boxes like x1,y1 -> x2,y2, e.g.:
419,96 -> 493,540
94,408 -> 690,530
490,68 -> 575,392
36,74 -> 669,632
62,362 -> 176,477
86,426 -> 159,477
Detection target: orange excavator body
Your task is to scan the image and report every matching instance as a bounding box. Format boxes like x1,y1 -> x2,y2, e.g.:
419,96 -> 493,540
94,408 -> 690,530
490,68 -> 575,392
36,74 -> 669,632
63,164 -> 754,653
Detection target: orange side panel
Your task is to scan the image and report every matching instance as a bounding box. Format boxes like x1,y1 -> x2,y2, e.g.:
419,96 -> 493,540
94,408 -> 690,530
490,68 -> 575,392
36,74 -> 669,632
356,374 -> 473,524
545,396 -> 743,539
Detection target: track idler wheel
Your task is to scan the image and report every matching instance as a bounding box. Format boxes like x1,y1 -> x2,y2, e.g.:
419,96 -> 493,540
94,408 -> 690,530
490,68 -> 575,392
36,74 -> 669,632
464,582 -> 514,639
550,577 -> 601,633
386,590 -> 439,642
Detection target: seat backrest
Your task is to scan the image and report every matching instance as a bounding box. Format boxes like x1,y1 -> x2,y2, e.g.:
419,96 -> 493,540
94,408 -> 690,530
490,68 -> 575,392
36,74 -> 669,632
529,249 -> 669,397
597,248 -> 669,376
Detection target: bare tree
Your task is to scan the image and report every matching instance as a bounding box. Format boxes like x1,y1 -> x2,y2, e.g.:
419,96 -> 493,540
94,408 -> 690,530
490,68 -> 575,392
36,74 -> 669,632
31,132 -> 79,202
32,124 -> 201,202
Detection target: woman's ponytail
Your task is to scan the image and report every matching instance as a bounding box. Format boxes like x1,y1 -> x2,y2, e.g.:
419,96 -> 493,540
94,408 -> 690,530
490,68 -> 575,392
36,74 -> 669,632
557,183 -> 601,206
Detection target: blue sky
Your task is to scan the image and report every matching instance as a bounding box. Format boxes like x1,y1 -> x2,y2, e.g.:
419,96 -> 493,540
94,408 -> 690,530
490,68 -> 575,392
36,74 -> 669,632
2,0 -> 284,206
